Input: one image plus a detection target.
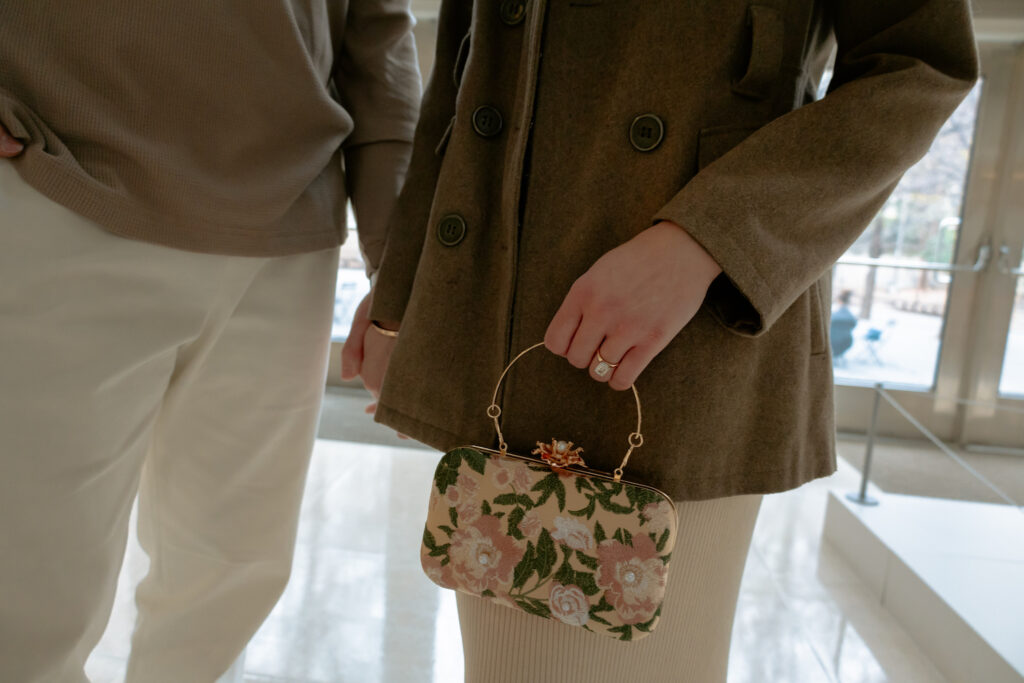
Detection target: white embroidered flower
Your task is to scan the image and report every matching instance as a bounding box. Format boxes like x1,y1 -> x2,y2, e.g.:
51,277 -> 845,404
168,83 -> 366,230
551,516 -> 595,552
549,583 -> 590,627
641,501 -> 674,536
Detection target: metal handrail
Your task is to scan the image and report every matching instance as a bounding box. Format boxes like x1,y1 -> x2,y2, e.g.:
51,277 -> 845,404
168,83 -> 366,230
847,384 -> 1022,512
836,244 -> 991,273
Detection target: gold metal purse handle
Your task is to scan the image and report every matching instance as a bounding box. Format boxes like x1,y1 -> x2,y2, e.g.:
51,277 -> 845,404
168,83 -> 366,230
486,342 -> 644,482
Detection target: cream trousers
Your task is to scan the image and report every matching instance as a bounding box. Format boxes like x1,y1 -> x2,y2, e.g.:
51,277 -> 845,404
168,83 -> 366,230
457,493 -> 763,683
0,162 -> 339,683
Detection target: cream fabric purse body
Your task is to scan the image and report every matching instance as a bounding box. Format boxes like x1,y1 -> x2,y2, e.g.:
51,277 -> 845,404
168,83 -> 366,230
420,344 -> 678,641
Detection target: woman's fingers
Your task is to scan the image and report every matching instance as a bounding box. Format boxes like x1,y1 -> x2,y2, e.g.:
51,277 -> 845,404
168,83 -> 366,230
341,293 -> 373,380
544,293 -> 582,357
607,345 -> 656,391
565,314 -> 606,369
0,128 -> 24,157
589,335 -> 631,383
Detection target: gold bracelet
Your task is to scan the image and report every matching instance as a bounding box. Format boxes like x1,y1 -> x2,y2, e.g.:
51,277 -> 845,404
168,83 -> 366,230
370,320 -> 399,338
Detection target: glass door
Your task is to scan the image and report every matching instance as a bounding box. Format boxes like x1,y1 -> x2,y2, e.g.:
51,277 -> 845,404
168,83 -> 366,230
833,42 -> 1024,449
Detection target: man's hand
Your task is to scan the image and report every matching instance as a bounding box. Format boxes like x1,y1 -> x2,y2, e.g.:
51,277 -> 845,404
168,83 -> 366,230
545,221 -> 723,391
0,124 -> 24,157
340,289 -> 403,431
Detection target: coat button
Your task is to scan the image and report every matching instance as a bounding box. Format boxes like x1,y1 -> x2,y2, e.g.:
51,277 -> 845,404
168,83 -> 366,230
472,105 -> 503,138
500,0 -> 527,26
629,114 -> 665,152
437,214 -> 467,247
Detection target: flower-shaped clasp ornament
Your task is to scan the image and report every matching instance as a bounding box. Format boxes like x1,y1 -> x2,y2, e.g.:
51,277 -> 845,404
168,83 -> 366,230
532,439 -> 586,469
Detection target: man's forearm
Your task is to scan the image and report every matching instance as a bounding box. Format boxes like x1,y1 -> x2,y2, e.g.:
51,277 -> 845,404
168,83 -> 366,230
344,139 -> 414,278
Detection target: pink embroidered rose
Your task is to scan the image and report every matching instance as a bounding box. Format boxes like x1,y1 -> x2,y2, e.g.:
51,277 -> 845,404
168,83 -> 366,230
445,473 -> 480,507
511,464 -> 535,492
491,461 -> 514,489
448,515 -> 525,594
641,501 -> 674,536
517,509 -> 543,539
457,500 -> 481,524
595,534 -> 667,625
549,583 -> 590,627
551,516 -> 595,552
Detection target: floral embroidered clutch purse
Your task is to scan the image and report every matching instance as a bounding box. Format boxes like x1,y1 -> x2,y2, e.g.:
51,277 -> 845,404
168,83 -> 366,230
420,343 -> 677,641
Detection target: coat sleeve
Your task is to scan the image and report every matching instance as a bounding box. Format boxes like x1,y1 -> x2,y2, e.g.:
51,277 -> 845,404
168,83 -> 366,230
369,0 -> 472,322
334,0 -> 422,276
653,0 -> 979,336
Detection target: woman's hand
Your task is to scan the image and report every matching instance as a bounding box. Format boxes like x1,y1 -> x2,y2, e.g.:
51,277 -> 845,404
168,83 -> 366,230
0,123 -> 24,157
545,221 -> 722,390
340,289 -> 406,434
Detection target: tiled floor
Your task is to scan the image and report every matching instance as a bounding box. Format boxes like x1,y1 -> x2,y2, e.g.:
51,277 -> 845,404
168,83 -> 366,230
84,390 -> 948,682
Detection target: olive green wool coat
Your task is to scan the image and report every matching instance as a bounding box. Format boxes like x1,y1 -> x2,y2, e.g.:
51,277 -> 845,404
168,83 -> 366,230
370,0 -> 978,501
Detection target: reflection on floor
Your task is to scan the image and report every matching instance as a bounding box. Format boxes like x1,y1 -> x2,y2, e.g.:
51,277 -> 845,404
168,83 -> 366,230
85,429 -> 948,681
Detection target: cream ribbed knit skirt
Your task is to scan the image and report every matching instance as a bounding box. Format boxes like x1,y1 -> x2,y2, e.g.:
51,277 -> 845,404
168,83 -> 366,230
456,493 -> 763,683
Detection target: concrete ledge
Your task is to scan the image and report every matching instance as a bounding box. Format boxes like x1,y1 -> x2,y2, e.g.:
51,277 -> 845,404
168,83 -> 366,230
823,490 -> 1024,682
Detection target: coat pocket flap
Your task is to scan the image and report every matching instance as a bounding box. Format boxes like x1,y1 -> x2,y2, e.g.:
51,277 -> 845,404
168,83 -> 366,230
732,5 -> 784,101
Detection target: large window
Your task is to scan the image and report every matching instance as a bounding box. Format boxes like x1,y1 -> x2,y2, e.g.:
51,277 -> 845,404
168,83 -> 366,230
999,247 -> 1024,397
830,85 -> 982,388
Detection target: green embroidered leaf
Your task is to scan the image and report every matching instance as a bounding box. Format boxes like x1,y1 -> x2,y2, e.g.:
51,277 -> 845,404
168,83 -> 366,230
596,493 -> 633,515
516,494 -> 535,510
656,528 -> 670,553
609,624 -> 633,642
535,528 -> 557,579
438,525 -> 454,536
516,598 -> 552,620
626,486 -> 661,511
532,473 -> 556,506
428,543 -> 450,558
576,550 -> 599,571
552,477 -> 566,511
621,528 -> 633,547
481,589 -> 495,598
588,612 -> 611,626
460,448 -> 488,475
440,556 -> 450,566
494,511 -> 506,518
594,520 -> 607,544
493,493 -> 518,506
575,572 -> 600,597
512,542 -> 536,590
434,464 -> 459,495
481,500 -> 492,516
661,552 -> 672,565
592,596 -> 615,613
575,477 -> 594,492
449,507 -> 459,528
423,529 -> 438,550
507,507 -> 526,540
569,497 -> 596,519
440,450 -> 464,469
553,559 -> 574,586
634,606 -> 662,633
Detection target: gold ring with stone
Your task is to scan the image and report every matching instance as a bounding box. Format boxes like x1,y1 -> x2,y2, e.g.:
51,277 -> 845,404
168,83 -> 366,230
592,350 -> 620,379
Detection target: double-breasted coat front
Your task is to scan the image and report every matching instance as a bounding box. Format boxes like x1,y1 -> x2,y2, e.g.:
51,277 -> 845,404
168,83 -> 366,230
369,0 -> 978,500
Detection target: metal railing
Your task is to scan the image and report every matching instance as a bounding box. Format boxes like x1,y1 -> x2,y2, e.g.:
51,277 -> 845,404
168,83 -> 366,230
847,383 -> 1023,511
835,244 -> 991,274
